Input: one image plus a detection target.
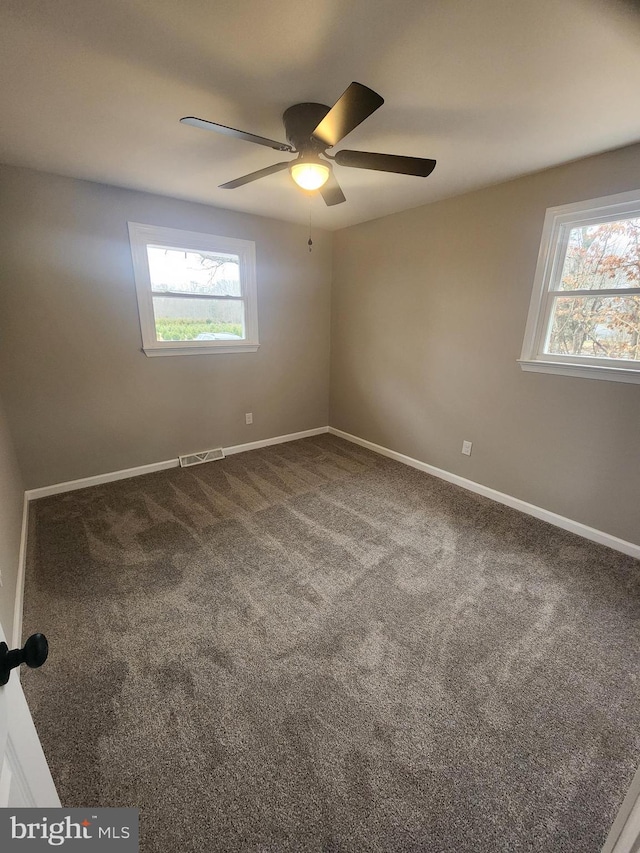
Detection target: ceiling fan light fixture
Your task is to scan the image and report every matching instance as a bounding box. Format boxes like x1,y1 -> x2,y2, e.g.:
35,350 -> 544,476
290,158 -> 330,191
185,82 -> 436,207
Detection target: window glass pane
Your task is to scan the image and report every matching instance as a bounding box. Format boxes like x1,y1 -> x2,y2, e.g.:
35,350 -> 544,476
147,246 -> 241,297
545,295 -> 640,360
558,218 -> 640,291
152,296 -> 245,341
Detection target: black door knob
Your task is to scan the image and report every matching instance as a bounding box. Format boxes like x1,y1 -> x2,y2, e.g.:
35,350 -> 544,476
0,633 -> 49,685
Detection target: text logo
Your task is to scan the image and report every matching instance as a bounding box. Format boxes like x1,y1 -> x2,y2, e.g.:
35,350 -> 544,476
0,809 -> 138,850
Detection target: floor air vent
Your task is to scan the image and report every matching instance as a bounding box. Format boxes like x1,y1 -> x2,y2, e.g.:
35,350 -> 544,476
179,448 -> 225,468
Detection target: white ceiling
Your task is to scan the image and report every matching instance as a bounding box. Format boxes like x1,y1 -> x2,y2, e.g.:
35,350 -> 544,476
2,0 -> 640,230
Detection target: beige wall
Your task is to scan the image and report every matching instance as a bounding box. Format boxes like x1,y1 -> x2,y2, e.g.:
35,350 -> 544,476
331,143 -> 640,545
0,391 -> 25,642
0,165 -> 332,489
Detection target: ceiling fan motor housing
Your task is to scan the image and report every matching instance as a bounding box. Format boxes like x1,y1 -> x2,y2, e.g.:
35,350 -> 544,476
282,103 -> 330,153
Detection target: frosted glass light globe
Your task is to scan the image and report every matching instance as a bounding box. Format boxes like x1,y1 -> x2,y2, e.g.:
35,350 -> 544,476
290,161 -> 330,191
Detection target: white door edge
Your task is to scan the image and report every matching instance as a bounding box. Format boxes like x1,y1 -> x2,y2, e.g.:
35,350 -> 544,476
602,764 -> 640,853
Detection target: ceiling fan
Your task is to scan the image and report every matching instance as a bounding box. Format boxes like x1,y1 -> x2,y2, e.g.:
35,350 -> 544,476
180,82 -> 436,206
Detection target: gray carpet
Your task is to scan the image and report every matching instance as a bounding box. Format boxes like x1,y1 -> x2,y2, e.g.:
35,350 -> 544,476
21,434 -> 640,852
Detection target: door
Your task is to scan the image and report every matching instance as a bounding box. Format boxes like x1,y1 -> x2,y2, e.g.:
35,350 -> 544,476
602,764 -> 640,853
0,619 -> 59,807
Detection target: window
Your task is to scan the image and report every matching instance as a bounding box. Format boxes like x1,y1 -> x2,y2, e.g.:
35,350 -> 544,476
520,189 -> 640,384
128,223 -> 258,356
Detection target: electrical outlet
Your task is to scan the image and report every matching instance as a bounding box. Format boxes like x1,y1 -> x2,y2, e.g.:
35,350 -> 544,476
245,413 -> 253,425
462,440 -> 472,456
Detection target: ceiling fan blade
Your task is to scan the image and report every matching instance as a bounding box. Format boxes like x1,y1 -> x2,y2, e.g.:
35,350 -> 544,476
311,82 -> 384,148
334,149 -> 436,177
320,170 -> 346,206
180,117 -> 293,152
219,161 -> 292,189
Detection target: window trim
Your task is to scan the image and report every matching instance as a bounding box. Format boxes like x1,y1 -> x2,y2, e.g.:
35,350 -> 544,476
519,188 -> 640,385
128,222 -> 259,356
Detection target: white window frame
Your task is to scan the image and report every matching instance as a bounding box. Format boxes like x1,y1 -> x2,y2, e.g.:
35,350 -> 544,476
519,188 -> 640,385
128,222 -> 259,356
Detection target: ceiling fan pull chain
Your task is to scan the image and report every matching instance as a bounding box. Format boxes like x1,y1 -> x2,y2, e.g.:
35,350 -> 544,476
308,198 -> 313,252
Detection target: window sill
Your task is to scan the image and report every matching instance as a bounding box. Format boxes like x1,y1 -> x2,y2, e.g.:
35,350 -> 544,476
143,344 -> 259,357
518,359 -> 640,385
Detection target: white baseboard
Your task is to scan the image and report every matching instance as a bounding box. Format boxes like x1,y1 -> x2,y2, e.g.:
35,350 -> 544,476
328,427 -> 640,560
24,427 -> 330,501
11,493 -> 29,649
25,458 -> 179,501
224,426 -> 328,457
